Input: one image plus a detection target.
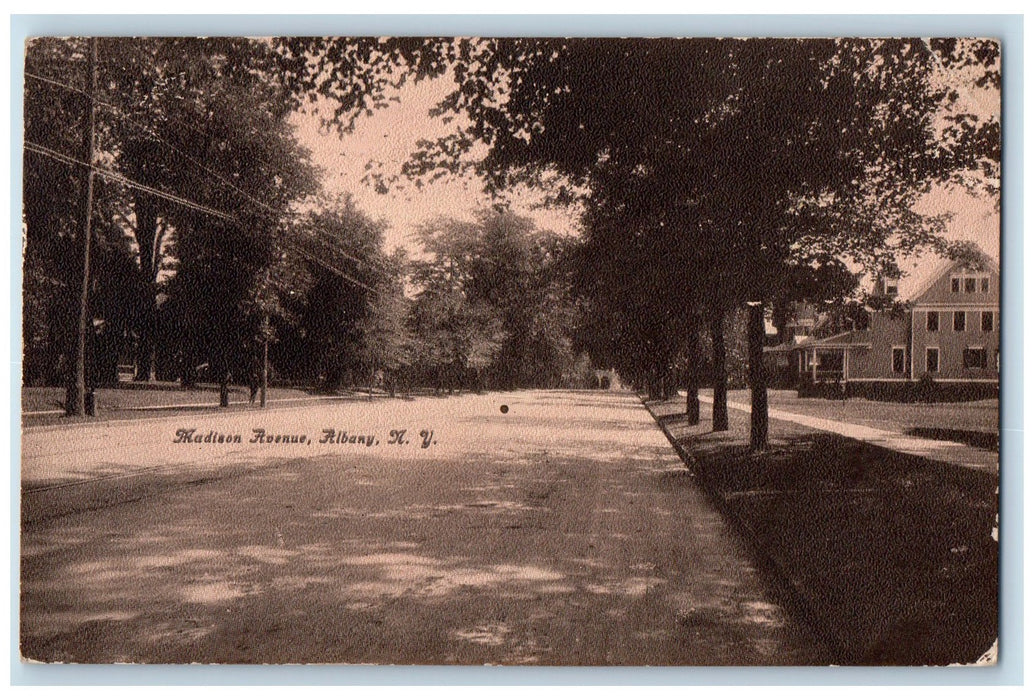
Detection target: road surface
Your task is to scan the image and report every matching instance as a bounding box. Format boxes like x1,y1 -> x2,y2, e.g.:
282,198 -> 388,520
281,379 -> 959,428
21,390 -> 829,665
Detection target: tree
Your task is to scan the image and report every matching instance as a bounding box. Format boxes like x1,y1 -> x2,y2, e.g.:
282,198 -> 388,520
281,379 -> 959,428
23,38 -> 145,395
105,38 -> 318,380
407,208 -> 580,392
23,38 -> 94,390
356,248 -> 413,396
24,38 -> 319,393
263,194 -> 393,393
408,214 -> 506,393
277,38 -> 999,444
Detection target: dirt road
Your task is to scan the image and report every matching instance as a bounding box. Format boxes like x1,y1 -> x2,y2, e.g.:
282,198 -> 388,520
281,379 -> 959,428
21,390 -> 829,665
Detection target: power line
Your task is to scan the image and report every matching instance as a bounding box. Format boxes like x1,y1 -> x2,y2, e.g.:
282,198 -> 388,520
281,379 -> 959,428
281,242 -> 380,295
25,139 -> 381,296
26,67 -> 394,275
26,68 -> 296,199
29,64 -> 297,186
27,70 -> 281,217
25,140 -> 235,221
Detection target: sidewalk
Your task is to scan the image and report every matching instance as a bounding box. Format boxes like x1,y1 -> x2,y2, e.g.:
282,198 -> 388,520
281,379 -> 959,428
697,393 -> 997,474
23,393 -> 368,416
21,392 -> 381,431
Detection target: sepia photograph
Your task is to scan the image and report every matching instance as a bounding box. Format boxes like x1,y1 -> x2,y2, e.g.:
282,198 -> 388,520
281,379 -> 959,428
18,32 -> 1001,668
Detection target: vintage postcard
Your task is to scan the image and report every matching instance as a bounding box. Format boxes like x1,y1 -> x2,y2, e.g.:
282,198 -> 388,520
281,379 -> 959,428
19,34 -> 1000,667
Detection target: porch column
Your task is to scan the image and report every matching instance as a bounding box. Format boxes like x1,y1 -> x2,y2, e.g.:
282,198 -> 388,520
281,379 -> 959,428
811,349 -> 817,381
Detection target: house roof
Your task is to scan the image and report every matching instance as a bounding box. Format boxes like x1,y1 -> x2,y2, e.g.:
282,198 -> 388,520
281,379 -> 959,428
891,250 -> 1000,302
794,329 -> 872,349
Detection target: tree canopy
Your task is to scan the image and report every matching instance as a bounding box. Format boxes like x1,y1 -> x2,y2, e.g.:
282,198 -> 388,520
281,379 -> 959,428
23,36 -> 1000,417
24,37 -> 318,388
274,36 -> 999,433
407,208 -> 580,392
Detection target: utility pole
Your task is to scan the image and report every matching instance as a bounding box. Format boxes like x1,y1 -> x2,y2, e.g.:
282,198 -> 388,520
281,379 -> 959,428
259,261 -> 273,409
67,37 -> 97,417
711,309 -> 729,432
260,313 -> 269,408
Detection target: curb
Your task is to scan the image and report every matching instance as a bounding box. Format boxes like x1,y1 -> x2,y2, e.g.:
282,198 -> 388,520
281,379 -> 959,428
19,393 -> 386,433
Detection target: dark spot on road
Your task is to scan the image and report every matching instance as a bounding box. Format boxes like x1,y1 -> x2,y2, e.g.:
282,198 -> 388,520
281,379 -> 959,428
500,405 -> 509,414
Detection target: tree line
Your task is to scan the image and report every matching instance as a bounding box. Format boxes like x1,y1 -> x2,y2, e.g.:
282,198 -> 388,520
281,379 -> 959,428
23,37 -> 600,403
23,37 -> 999,444
277,36 -> 998,448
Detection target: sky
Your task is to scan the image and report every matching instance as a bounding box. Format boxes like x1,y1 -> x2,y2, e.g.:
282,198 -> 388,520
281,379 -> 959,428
290,77 -> 583,255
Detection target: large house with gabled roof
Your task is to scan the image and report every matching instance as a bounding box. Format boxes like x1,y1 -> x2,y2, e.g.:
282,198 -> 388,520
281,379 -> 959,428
788,253 -> 999,397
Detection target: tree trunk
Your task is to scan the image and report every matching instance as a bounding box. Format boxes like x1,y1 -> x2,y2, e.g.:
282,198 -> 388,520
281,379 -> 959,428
217,344 -> 231,407
260,331 -> 268,408
219,373 -> 230,408
648,368 -> 663,400
685,318 -> 701,425
133,193 -> 159,382
663,370 -> 677,400
749,302 -> 769,452
711,309 -> 729,431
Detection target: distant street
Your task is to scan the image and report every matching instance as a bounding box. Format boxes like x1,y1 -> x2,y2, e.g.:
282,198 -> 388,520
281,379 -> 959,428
21,390 -> 828,664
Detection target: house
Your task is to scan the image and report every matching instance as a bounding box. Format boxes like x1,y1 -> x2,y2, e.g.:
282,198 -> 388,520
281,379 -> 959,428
790,254 -> 999,399
763,303 -> 826,386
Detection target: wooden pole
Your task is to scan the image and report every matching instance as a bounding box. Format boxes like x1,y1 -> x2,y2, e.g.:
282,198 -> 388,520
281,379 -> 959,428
67,37 -> 97,417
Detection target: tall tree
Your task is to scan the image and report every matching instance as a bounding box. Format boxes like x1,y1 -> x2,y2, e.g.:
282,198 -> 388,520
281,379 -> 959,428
408,208 -> 580,392
356,248 -> 413,396
24,37 -> 319,388
23,38 -> 142,392
107,38 -> 318,380
264,194 -> 392,392
278,37 -> 998,443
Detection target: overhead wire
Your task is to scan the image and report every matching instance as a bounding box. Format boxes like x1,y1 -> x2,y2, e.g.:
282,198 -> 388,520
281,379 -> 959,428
24,68 -> 392,295
24,68 -> 394,279
25,140 -> 235,221
24,140 -> 381,295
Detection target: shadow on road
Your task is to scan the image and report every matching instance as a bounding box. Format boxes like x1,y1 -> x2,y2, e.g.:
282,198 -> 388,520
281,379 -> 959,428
21,390 -> 830,666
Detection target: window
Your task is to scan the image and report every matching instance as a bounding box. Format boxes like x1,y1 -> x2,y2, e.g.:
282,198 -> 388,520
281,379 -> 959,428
951,277 -> 960,293
980,277 -> 990,293
926,347 -> 940,373
982,311 -> 995,333
954,311 -> 966,332
892,347 -> 905,374
963,348 -> 988,370
964,277 -> 977,293
885,281 -> 898,297
926,311 -> 939,332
